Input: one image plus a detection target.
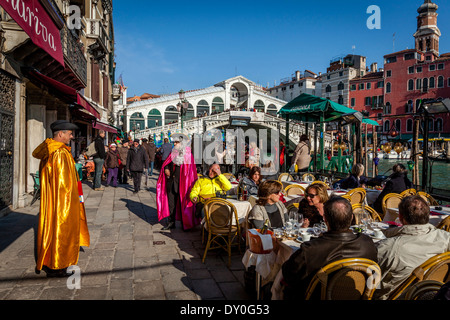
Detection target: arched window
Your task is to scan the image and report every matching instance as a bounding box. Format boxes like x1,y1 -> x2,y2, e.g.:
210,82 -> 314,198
416,78 -> 422,90
434,118 -> 443,132
384,102 -> 391,114
326,85 -> 332,93
197,100 -> 209,116
386,82 -> 391,93
408,79 -> 414,91
429,77 -> 435,88
212,97 -> 224,113
406,100 -> 413,113
147,109 -> 162,128
164,105 -> 178,125
406,119 -> 413,132
438,76 -> 444,88
428,118 -> 434,131
423,78 -> 429,90
384,120 -> 390,132
130,112 -> 145,130
338,95 -> 344,105
395,119 -> 401,132
185,103 -> 195,120
267,104 -> 278,116
337,82 -> 344,91
254,100 -> 265,112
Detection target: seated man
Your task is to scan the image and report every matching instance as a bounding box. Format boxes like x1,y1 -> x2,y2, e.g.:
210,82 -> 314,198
190,163 -> 232,217
374,195 -> 450,300
281,196 -> 378,300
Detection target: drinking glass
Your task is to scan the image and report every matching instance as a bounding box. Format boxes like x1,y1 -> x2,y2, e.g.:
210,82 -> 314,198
335,183 -> 341,191
312,223 -> 322,236
297,213 -> 304,228
361,211 -> 372,232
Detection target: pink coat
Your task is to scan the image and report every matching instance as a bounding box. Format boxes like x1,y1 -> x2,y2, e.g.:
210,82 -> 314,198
156,147 -> 199,230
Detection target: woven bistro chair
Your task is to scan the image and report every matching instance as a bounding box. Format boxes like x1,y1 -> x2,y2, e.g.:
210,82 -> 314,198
302,173 -> 315,182
381,193 -> 403,219
388,251 -> 450,300
278,173 -> 294,182
305,258 -> 382,300
311,180 -> 330,189
417,191 -> 439,206
436,216 -> 450,232
223,172 -> 236,181
202,198 -> 241,267
30,171 -> 40,206
403,280 -> 444,300
342,188 -> 366,206
352,203 -> 382,223
285,184 -> 306,196
400,188 -> 417,197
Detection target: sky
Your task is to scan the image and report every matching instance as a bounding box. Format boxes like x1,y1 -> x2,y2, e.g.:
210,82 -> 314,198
112,0 -> 450,97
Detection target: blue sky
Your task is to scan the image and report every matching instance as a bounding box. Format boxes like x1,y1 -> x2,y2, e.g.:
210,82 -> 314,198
112,0 -> 450,97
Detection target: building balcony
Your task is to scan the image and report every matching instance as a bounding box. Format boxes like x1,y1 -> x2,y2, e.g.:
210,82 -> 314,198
60,26 -> 87,87
86,19 -> 110,59
371,103 -> 384,110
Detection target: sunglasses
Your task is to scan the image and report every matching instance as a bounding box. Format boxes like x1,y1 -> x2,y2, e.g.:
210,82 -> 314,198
306,193 -> 318,198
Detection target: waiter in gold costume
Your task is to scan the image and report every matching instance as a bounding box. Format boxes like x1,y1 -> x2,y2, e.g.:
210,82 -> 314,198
33,120 -> 90,277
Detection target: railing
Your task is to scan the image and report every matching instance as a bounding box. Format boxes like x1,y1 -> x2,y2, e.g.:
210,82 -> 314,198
60,25 -> 87,86
86,19 -> 109,52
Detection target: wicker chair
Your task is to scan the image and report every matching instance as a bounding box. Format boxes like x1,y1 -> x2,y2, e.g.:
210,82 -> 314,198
311,180 -> 330,189
381,193 -> 403,219
403,280 -> 444,300
302,173 -> 315,182
417,191 -> 439,206
436,216 -> 450,232
285,184 -> 306,196
388,251 -> 450,300
352,203 -> 382,222
278,173 -> 294,182
222,172 -> 235,181
400,188 -> 417,197
202,198 -> 241,267
343,188 -> 366,206
305,258 -> 382,300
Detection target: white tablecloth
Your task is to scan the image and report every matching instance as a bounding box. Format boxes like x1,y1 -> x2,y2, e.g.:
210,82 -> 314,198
385,207 -> 449,226
226,198 -> 252,225
282,181 -> 311,189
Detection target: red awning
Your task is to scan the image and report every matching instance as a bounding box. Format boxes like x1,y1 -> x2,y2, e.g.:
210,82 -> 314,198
93,121 -> 118,134
26,69 -> 100,119
0,0 -> 64,66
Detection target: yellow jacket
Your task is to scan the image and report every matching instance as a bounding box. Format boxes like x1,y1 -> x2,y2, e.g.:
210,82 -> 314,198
190,174 -> 232,203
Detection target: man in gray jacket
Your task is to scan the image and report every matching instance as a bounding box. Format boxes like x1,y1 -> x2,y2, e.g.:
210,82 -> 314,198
374,195 -> 450,300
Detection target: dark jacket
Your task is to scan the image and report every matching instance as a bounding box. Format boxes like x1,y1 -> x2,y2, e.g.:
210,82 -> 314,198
142,141 -> 157,162
373,172 -> 413,213
240,176 -> 259,196
282,231 -> 378,300
117,146 -> 129,166
93,136 -> 106,160
126,145 -> 149,172
297,198 -> 323,227
105,150 -> 120,169
341,174 -> 368,189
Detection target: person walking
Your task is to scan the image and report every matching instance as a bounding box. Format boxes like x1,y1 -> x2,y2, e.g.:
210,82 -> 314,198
159,138 -> 173,162
291,134 -> 311,173
127,139 -> 149,194
93,130 -> 106,190
142,137 -> 157,176
104,143 -> 121,188
32,120 -> 90,277
117,139 -> 130,184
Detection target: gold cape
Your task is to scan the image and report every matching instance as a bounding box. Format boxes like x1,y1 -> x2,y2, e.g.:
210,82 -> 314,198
33,138 -> 90,270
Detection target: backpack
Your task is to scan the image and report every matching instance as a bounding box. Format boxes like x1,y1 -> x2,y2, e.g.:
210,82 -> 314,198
86,141 -> 97,157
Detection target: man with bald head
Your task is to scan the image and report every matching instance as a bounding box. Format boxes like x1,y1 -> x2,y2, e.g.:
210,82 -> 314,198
281,196 -> 378,300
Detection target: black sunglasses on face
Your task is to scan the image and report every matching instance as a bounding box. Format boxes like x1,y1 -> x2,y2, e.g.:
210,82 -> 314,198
306,193 -> 318,198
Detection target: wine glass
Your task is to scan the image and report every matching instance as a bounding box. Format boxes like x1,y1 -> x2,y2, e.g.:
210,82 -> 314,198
335,183 -> 341,191
297,213 -> 304,228
312,223 -> 322,236
360,211 -> 372,232
320,221 -> 328,233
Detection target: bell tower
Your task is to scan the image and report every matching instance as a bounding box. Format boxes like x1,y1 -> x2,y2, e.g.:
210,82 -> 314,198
413,0 -> 441,56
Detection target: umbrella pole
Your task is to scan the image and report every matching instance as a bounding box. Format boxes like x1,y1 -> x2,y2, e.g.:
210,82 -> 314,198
319,114 -> 325,172
285,116 -> 290,173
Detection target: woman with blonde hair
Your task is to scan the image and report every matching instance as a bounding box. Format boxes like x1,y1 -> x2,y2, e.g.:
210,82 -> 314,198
341,163 -> 368,189
248,180 -> 287,229
298,183 -> 329,227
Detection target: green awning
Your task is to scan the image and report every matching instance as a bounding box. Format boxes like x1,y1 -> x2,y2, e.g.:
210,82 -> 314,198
362,118 -> 380,126
278,93 -> 358,122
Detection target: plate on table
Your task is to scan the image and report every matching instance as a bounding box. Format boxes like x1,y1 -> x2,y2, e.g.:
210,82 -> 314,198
367,231 -> 387,240
370,222 -> 390,230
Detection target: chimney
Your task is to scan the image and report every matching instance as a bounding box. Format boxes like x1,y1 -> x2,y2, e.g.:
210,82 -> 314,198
370,62 -> 378,72
295,70 -> 301,81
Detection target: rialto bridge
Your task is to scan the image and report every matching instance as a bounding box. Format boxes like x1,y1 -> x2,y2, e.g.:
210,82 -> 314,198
123,75 -> 332,149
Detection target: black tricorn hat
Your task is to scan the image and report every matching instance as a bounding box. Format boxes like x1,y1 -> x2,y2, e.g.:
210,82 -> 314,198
50,120 -> 80,132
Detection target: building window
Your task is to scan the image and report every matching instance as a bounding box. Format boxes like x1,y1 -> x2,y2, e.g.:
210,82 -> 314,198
386,82 -> 391,93
386,56 -> 397,64
406,100 -> 414,113
377,80 -> 384,88
423,78 -> 429,91
438,76 -> 444,88
408,66 -> 414,74
351,84 -> 356,91
416,78 -> 422,90
351,98 -> 355,107
386,70 -> 392,77
338,95 -> 344,105
338,82 -> 344,91
429,77 -> 435,88
437,63 -> 444,70
429,65 -> 436,71
384,102 -> 391,114
406,119 -> 413,132
434,118 -> 443,132
367,82 -> 371,90
416,99 -> 422,111
416,66 -> 422,73
408,79 -> 414,91
365,97 -> 371,106
359,83 -> 364,90
339,71 -> 344,77
384,120 -> 390,132
395,119 -> 401,132
326,85 -> 331,93
377,113 -> 382,120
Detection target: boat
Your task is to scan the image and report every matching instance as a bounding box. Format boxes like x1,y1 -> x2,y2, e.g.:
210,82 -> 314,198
383,150 -> 411,159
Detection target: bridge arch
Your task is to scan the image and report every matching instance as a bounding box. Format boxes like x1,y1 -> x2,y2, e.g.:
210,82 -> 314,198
197,100 -> 210,116
212,97 -> 224,113
254,99 -> 265,112
147,109 -> 162,128
130,112 -> 145,130
165,105 -> 178,125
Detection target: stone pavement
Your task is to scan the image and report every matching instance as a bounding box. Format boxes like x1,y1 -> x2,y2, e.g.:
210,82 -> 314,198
0,171 -> 251,300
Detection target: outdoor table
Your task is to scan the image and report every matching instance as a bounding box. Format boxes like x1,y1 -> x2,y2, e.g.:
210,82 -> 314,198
282,181 -> 311,189
385,206 -> 449,226
226,198 -> 252,225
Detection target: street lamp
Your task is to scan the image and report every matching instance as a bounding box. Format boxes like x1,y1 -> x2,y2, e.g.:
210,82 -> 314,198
177,89 -> 189,130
